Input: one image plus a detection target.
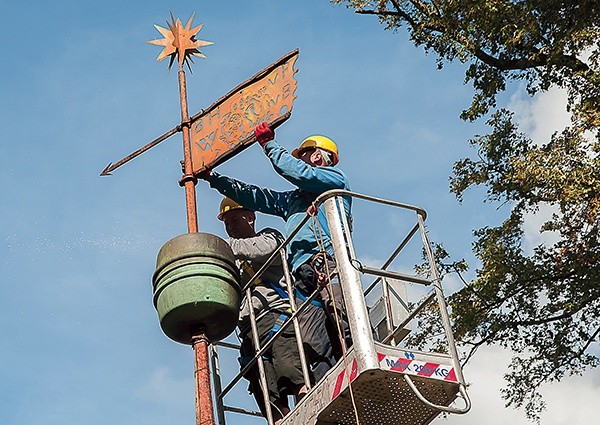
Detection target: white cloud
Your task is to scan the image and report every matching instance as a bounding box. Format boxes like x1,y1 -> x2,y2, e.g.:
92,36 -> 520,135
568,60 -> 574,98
508,86 -> 570,252
522,202 -> 561,254
509,87 -> 571,146
438,345 -> 598,425
541,367 -> 600,425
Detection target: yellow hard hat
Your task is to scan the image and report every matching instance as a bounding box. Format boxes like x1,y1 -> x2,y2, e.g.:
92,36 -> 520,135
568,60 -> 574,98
292,135 -> 339,165
218,197 -> 249,221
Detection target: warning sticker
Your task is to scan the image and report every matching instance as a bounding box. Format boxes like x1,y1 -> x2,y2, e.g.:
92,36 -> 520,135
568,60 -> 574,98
377,351 -> 458,382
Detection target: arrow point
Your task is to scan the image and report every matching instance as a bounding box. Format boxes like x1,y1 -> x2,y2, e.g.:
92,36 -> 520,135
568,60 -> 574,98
100,163 -> 113,176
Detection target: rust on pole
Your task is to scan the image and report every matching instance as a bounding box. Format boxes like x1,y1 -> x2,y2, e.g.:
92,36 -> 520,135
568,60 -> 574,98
178,68 -> 199,233
193,332 -> 216,425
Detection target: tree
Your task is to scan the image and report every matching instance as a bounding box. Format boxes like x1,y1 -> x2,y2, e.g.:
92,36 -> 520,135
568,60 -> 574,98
332,0 -> 600,421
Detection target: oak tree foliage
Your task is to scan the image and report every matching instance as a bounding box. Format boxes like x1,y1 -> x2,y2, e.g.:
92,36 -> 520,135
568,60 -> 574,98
332,0 -> 600,421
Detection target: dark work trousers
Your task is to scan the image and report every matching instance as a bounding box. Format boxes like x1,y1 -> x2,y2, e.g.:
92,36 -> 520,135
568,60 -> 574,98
321,280 -> 352,358
239,311 -> 304,416
294,299 -> 336,383
294,254 -> 351,383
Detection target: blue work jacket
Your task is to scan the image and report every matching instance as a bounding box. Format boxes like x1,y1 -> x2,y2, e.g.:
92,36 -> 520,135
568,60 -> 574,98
209,140 -> 351,272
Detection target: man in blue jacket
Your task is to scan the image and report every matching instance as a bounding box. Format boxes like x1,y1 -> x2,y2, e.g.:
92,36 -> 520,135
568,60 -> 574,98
200,122 -> 351,382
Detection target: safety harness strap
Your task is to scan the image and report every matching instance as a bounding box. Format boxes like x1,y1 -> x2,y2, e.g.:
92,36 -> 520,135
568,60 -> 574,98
295,287 -> 325,309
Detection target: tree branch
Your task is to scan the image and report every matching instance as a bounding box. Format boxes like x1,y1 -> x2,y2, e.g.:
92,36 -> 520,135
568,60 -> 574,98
461,329 -> 500,365
356,7 -> 590,74
531,325 -> 600,389
507,309 -> 582,327
356,8 -> 444,32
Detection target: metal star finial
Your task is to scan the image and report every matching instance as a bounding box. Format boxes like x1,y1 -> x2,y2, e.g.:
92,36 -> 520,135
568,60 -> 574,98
148,13 -> 213,71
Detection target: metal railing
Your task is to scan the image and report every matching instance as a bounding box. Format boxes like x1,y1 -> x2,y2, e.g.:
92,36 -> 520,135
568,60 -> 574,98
211,189 -> 470,424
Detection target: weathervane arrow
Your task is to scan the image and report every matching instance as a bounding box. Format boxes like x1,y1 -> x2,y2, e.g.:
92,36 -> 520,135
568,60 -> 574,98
100,124 -> 183,176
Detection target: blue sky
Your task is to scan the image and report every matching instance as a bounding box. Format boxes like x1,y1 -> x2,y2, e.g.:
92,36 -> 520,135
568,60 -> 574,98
1,1 -> 597,425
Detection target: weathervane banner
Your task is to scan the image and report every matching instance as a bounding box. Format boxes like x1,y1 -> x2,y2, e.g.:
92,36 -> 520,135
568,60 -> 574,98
191,49 -> 299,174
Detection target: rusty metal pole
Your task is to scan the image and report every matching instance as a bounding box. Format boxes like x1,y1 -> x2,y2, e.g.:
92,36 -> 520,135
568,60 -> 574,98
177,68 -> 213,424
146,16 -> 215,425
192,332 -> 215,425
177,68 -> 200,234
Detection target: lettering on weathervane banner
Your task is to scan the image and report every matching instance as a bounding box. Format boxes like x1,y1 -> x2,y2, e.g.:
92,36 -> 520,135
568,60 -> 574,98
190,50 -> 299,174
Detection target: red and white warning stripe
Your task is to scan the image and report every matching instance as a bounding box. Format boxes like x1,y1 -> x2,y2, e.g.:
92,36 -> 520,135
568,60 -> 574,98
331,358 -> 358,400
377,352 -> 458,382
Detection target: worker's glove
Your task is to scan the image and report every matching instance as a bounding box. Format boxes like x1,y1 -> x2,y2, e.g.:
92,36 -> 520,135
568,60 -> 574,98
254,122 -> 274,147
311,252 -> 336,288
197,169 -> 213,181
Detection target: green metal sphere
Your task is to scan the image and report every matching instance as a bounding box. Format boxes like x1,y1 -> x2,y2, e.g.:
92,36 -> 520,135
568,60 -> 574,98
152,233 -> 241,345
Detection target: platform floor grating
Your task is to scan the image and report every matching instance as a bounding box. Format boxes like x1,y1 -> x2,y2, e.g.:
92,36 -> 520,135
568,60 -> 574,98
316,370 -> 459,425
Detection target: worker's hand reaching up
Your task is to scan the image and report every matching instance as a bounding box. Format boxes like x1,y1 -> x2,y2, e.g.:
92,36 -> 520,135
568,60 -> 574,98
197,169 -> 212,181
254,122 -> 275,147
